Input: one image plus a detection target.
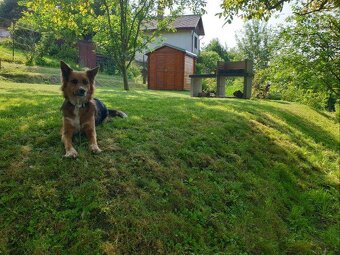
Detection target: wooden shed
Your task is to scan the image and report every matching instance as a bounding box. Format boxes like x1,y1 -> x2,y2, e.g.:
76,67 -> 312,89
146,44 -> 197,90
77,40 -> 96,68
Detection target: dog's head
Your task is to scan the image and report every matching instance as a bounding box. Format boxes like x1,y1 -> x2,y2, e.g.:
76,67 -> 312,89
60,61 -> 99,103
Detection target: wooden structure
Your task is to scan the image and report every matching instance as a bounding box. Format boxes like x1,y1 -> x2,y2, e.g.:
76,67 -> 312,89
78,40 -> 96,68
190,59 -> 253,99
146,44 -> 196,90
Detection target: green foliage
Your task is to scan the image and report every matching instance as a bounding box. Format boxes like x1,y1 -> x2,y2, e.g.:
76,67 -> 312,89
253,12 -> 339,111
127,61 -> 141,79
0,80 -> 339,254
201,78 -> 216,93
281,88 -> 329,110
204,38 -> 229,62
97,57 -> 116,75
19,0 -> 206,90
0,0 -> 24,24
220,0 -> 338,22
281,13 -> 339,99
196,50 -> 222,74
226,78 -> 244,96
236,20 -> 274,70
53,44 -> 78,64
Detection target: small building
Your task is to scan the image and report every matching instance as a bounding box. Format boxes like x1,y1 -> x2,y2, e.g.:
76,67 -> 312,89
146,44 -> 196,90
136,15 -> 205,62
77,40 -> 96,68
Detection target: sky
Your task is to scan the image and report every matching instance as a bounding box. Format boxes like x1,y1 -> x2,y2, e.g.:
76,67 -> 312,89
199,0 -> 293,49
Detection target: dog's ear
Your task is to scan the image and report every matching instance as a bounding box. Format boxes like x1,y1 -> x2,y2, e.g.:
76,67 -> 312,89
60,61 -> 73,81
86,66 -> 99,83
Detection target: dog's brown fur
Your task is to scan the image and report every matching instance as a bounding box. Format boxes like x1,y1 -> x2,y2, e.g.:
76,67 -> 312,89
60,61 -> 101,158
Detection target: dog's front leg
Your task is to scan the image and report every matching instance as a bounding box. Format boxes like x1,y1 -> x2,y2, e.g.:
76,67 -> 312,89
83,122 -> 102,154
62,122 -> 78,158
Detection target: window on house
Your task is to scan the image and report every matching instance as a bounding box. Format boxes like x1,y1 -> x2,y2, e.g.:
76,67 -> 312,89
194,36 -> 198,49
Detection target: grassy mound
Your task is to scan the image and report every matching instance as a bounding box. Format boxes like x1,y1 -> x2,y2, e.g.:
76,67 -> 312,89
0,82 -> 339,254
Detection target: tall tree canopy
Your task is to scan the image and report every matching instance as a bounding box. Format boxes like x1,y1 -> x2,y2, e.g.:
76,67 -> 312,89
236,21 -> 274,70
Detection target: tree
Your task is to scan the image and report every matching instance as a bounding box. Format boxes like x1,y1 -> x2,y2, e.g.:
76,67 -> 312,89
204,38 -> 230,62
267,13 -> 339,110
0,0 -> 25,23
220,0 -> 339,110
236,20 -> 274,70
19,0 -> 206,90
196,50 -> 223,74
220,0 -> 338,22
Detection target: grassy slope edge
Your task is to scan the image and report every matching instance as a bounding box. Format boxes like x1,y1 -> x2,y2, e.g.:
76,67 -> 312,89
0,82 -> 339,254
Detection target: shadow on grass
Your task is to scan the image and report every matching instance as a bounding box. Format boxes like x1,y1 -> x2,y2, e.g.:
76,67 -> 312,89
202,99 -> 338,151
0,90 -> 338,254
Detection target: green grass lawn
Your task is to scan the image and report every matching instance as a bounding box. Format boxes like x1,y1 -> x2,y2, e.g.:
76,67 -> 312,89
0,60 -> 143,89
0,81 -> 339,254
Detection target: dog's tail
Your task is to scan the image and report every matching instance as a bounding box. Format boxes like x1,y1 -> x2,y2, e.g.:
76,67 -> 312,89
108,109 -> 128,118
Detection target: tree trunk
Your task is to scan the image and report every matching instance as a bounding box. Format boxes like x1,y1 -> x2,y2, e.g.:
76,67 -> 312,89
326,93 -> 335,112
122,66 -> 129,90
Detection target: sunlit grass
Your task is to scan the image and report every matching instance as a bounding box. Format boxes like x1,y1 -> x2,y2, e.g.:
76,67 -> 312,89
0,81 -> 339,254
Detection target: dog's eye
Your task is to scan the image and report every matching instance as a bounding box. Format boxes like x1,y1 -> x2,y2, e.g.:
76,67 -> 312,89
71,79 -> 78,85
83,79 -> 88,85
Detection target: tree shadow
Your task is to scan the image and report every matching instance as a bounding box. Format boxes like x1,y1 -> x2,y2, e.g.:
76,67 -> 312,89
208,99 -> 338,151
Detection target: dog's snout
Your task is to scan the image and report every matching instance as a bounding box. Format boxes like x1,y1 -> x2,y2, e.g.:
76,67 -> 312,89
74,87 -> 87,97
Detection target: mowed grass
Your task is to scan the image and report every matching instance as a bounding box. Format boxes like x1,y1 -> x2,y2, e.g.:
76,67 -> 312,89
0,81 -> 339,254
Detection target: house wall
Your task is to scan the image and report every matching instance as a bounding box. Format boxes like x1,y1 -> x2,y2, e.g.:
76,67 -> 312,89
136,30 -> 200,62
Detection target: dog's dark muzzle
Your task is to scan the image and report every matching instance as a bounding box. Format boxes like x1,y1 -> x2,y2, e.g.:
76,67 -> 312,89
74,88 -> 87,97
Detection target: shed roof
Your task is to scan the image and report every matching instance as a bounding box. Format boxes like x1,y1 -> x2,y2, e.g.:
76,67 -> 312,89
145,43 -> 198,58
144,15 -> 205,36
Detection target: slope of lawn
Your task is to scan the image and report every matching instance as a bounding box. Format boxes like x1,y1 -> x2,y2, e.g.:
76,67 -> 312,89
0,81 -> 339,254
0,60 -> 143,88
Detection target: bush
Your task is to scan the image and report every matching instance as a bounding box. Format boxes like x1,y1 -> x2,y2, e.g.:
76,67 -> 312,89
280,87 -> 328,110
127,62 -> 141,79
196,51 -> 222,74
55,44 -> 78,63
97,57 -> 116,75
202,78 -> 216,93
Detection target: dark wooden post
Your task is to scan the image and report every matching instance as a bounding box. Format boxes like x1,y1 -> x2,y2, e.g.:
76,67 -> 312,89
243,59 -> 253,99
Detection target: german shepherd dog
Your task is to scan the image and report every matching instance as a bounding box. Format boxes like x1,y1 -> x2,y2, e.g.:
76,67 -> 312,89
60,61 -> 127,158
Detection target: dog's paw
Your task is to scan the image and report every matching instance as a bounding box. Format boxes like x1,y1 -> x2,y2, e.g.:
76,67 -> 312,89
118,111 -> 128,118
64,148 -> 78,158
90,144 -> 102,154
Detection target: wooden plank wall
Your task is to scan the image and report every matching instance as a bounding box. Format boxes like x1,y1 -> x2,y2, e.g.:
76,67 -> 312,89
184,55 -> 195,90
148,47 -> 185,90
78,41 -> 96,68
